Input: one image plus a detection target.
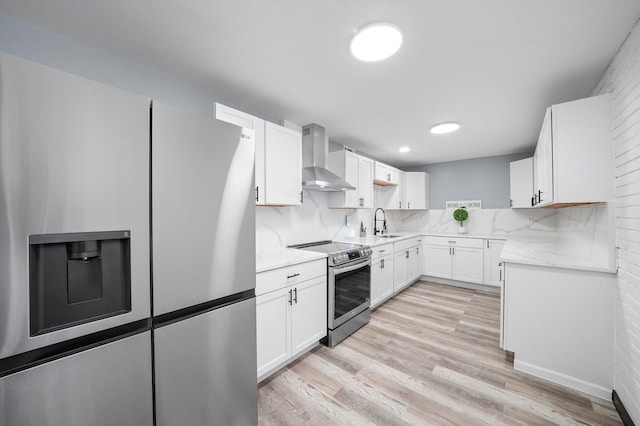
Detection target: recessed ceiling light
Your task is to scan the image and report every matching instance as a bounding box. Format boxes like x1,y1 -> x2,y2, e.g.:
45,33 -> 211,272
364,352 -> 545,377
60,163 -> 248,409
350,23 -> 403,62
399,147 -> 410,153
430,122 -> 460,134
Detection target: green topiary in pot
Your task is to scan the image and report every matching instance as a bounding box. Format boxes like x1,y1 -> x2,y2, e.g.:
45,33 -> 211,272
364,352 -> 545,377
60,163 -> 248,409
453,207 -> 469,234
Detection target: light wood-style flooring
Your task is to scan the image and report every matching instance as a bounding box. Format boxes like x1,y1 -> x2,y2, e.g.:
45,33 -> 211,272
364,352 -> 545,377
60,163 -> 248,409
258,281 -> 622,425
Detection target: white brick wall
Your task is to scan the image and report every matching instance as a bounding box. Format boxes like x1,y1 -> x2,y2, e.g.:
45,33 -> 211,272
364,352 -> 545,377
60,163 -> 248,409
594,18 -> 640,423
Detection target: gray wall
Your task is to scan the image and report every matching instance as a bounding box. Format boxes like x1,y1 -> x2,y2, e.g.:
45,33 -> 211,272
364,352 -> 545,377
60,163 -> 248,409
406,153 -> 533,209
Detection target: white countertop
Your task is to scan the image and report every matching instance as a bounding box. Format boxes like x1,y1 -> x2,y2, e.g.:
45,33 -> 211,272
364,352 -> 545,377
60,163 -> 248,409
500,235 -> 616,274
256,248 -> 327,273
257,232 -> 613,275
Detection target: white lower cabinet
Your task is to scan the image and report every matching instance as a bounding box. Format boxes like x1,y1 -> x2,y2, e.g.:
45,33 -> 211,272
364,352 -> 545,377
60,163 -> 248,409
483,239 -> 505,287
371,244 -> 393,308
502,262 -> 615,399
256,259 -> 326,381
423,236 -> 484,284
393,237 -> 422,292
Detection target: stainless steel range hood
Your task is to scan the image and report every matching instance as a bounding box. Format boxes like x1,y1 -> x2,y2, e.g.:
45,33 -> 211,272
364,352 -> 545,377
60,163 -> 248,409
302,124 -> 356,191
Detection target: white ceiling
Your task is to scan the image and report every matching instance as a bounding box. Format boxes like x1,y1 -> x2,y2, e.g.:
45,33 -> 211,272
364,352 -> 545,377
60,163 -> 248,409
1,0 -> 639,167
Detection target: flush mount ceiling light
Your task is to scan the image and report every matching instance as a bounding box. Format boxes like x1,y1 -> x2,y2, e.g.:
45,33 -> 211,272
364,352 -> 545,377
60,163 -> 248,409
350,23 -> 403,62
399,147 -> 410,153
430,122 -> 460,134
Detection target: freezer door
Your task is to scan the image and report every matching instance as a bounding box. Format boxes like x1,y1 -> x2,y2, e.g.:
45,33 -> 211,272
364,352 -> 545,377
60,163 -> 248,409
0,331 -> 153,426
0,53 -> 151,358
152,101 -> 256,315
154,297 -> 257,426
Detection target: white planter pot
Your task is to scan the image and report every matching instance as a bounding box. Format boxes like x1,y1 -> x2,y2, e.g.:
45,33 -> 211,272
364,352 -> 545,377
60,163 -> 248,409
457,226 -> 467,234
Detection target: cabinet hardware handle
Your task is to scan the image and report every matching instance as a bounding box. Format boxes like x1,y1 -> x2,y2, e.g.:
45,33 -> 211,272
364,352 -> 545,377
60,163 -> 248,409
293,287 -> 298,304
399,201 -> 401,209
381,259 -> 384,269
288,289 -> 292,305
499,269 -> 503,282
449,247 -> 452,255
534,193 -> 538,205
531,196 -> 535,207
416,247 -> 419,254
538,190 -> 543,203
447,241 -> 456,244
379,249 -> 386,253
510,199 -> 513,207
487,241 -> 489,249
406,251 -> 409,259
287,273 -> 300,279
359,197 -> 364,206
300,191 -> 304,203
255,186 -> 259,202
387,173 -> 391,181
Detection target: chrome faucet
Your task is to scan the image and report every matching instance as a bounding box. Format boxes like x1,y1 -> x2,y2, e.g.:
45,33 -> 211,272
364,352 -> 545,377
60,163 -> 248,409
374,208 -> 387,235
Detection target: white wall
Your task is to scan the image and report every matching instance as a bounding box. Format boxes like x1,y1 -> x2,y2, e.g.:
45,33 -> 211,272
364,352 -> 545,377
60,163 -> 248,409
593,18 -> 640,422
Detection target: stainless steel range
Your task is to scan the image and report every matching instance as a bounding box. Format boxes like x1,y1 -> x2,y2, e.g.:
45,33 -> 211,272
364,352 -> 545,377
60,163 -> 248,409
289,241 -> 372,347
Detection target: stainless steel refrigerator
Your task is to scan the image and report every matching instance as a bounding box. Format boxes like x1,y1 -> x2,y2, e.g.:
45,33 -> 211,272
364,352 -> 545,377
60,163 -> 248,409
151,101 -> 257,426
0,52 -> 258,425
0,53 -> 154,425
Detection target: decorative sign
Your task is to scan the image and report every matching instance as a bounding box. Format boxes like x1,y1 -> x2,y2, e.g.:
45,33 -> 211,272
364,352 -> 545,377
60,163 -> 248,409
445,200 -> 482,209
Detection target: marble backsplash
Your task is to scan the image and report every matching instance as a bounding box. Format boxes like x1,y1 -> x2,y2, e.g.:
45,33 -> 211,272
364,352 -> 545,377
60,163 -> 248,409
256,189 -> 612,256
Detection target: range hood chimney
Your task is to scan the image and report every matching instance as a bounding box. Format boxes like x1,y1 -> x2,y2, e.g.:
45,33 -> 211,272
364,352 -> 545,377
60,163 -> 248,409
301,124 -> 356,191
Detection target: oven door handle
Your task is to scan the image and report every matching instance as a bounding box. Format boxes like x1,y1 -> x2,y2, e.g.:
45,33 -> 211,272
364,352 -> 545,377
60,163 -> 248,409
333,258 -> 371,274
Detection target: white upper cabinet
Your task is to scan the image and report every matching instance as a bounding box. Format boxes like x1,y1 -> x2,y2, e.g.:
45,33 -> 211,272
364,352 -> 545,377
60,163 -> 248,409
374,161 -> 400,185
382,171 -> 429,210
264,122 -> 302,205
531,94 -> 613,207
404,172 -> 429,210
533,107 -> 554,207
214,103 -> 302,206
328,150 -> 373,208
509,157 -> 534,208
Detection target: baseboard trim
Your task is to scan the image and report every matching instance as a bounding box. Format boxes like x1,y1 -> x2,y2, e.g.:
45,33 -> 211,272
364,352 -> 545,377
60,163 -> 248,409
613,390 -> 636,426
420,275 -> 500,294
513,359 -> 611,400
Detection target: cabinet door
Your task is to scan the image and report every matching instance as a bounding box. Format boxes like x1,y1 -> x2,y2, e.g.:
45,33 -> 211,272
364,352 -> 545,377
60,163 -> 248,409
414,243 -> 423,280
405,172 -> 427,210
358,157 -> 374,208
483,240 -> 505,287
256,287 -> 291,378
404,248 -> 416,288
291,277 -> 327,357
452,247 -> 484,284
388,172 -> 406,209
534,108 -> 553,207
423,244 -> 452,279
510,158 -> 534,208
371,256 -> 392,308
343,152 -> 359,207
393,250 -> 407,292
214,103 -> 266,205
264,122 -> 302,205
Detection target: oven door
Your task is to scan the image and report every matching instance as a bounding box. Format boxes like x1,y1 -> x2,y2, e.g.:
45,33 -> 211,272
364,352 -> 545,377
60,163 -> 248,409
328,258 -> 371,330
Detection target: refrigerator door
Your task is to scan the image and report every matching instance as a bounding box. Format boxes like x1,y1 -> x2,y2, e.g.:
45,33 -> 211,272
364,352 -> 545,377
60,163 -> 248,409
154,298 -> 258,426
0,53 -> 150,358
151,101 -> 256,315
0,331 -> 153,426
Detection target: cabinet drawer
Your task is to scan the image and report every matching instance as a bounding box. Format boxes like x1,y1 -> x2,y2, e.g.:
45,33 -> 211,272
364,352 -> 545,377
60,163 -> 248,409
256,259 -> 326,296
394,236 -> 423,252
423,236 -> 483,249
371,243 -> 393,260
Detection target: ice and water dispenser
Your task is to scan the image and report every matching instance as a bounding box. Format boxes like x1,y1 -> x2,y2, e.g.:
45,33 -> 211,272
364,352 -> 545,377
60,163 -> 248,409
29,231 -> 132,336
